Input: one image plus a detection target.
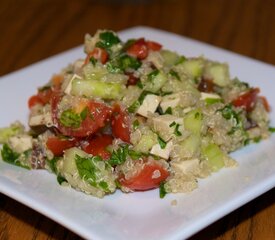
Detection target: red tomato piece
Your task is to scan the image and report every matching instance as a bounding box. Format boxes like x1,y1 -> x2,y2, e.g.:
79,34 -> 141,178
232,88 -> 260,112
126,72 -> 139,86
111,105 -> 131,143
82,135 -> 113,160
37,88 -> 53,105
51,94 -> 113,138
126,38 -> 148,60
146,41 -> 162,51
84,47 -> 108,65
28,95 -> 43,108
119,163 -> 169,191
46,136 -> 76,156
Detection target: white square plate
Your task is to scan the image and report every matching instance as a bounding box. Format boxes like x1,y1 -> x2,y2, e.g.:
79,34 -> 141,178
0,26 -> 274,240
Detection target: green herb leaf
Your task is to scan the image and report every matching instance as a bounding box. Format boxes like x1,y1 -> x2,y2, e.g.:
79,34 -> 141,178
164,107 -> 172,115
128,149 -> 142,160
99,181 -> 110,192
89,57 -> 97,66
158,136 -> 167,149
60,109 -> 82,128
109,145 -> 129,166
1,144 -> 29,169
169,121 -> 176,127
132,119 -> 140,130
174,123 -> 182,136
159,182 -> 167,198
107,54 -> 141,73
175,55 -> 186,65
96,31 -> 121,49
136,80 -> 144,89
269,127 -> 275,133
57,175 -> 67,185
46,157 -> 61,174
169,69 -> 180,81
147,69 -> 160,82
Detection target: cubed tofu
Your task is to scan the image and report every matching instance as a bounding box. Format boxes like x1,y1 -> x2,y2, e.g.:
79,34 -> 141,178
29,112 -> 53,127
150,140 -> 173,159
200,92 -> 221,100
151,115 -> 184,141
64,74 -> 82,95
137,94 -> 161,117
171,158 -> 200,176
9,135 -> 32,153
160,93 -> 181,112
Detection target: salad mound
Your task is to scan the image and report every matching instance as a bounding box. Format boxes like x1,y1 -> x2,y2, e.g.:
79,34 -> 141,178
0,30 -> 272,198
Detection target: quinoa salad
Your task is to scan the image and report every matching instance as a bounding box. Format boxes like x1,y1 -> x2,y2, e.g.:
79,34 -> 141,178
0,30 -> 273,198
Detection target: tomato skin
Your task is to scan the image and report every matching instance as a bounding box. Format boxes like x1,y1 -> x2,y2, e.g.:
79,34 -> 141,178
46,136 -> 76,156
51,93 -> 113,137
82,135 -> 113,160
84,47 -> 108,65
126,72 -> 139,86
260,96 -> 270,112
111,105 -> 131,143
232,88 -> 260,112
126,38 -> 148,60
146,41 -> 162,51
28,95 -> 43,108
119,163 -> 169,191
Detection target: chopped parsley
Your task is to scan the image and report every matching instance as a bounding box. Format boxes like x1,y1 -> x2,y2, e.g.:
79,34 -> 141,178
96,31 -> 121,50
169,69 -> 180,81
127,90 -> 152,113
174,123 -> 182,136
57,175 -> 67,185
164,107 -> 173,115
269,127 -> 275,133
107,54 -> 141,73
158,136 -> 167,149
132,119 -> 140,130
159,182 -> 167,198
169,121 -> 176,127
1,144 -> 29,169
75,154 -> 110,192
136,80 -> 144,89
147,69 -> 159,82
108,145 -> 129,166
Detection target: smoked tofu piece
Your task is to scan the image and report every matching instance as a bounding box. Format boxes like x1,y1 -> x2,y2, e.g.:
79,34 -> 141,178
137,94 -> 161,117
171,158 -> 200,176
29,112 -> 53,127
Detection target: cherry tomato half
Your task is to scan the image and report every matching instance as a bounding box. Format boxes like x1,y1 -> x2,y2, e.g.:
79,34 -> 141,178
232,88 -> 260,112
82,135 -> 113,160
119,162 -> 169,191
111,105 -> 131,143
46,136 -> 76,156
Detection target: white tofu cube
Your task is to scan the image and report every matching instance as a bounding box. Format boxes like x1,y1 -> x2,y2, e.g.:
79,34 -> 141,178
160,93 -> 181,112
150,140 -> 173,159
137,94 -> 161,117
200,92 -> 221,100
152,115 -> 184,141
171,158 -> 200,175
9,135 -> 33,153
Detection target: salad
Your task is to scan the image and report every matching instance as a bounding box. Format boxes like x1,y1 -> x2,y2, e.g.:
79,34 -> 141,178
0,30 -> 272,198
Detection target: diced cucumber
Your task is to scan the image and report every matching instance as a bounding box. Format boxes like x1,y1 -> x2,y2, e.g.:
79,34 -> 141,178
184,109 -> 203,134
180,59 -> 204,79
134,131 -> 158,153
83,63 -> 108,81
202,143 -> 225,172
145,70 -> 167,93
63,147 -> 85,175
160,50 -> 180,66
179,134 -> 201,158
71,78 -> 124,99
204,62 -> 230,87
